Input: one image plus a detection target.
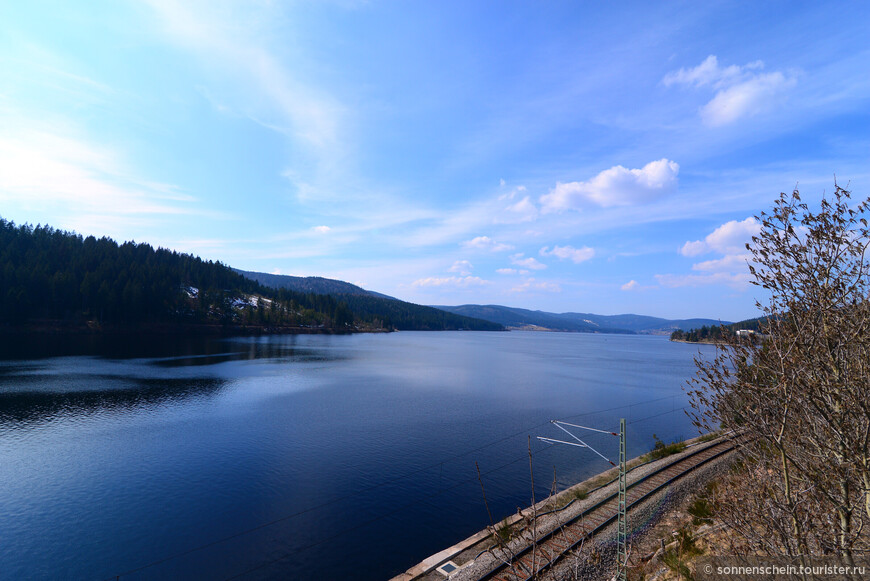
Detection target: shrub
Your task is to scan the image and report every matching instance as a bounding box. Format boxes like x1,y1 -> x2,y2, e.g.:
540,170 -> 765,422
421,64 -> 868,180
647,434 -> 687,460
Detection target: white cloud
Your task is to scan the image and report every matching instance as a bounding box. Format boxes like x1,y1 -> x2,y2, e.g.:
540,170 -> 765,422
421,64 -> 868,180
681,217 -> 760,256
701,73 -> 796,126
679,240 -> 707,257
692,253 -> 752,272
510,253 -> 547,270
621,280 -> 639,291
496,268 -> 518,275
0,129 -> 195,231
499,195 -> 538,223
143,0 -> 391,225
655,272 -> 752,289
498,184 -> 527,200
312,225 -> 331,234
540,159 -> 679,212
412,276 -> 489,288
462,236 -> 514,252
540,245 -> 595,264
448,260 -> 474,276
663,217 -> 760,290
663,55 -> 760,89
663,55 -> 796,126
143,0 -> 343,151
510,278 -> 561,293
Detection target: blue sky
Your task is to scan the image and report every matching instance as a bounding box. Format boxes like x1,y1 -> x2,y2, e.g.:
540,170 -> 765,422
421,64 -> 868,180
1,1 -> 868,321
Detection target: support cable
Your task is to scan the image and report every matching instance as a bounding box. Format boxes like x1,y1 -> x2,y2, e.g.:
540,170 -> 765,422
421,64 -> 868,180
222,442 -> 554,581
105,395 -> 685,579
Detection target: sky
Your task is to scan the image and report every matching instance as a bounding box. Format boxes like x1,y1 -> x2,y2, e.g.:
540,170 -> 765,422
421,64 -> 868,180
1,1 -> 868,321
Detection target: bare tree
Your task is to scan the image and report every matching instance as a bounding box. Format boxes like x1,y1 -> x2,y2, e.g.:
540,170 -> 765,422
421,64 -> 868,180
688,184 -> 870,561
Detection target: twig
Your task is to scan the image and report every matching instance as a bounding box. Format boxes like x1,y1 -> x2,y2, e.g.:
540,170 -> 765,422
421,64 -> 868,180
476,461 -> 495,530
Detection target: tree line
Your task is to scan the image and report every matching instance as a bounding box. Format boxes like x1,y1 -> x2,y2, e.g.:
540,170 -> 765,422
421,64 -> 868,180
0,218 -> 500,333
234,270 -> 503,331
332,293 -> 503,331
0,219 -> 356,330
670,317 -> 764,342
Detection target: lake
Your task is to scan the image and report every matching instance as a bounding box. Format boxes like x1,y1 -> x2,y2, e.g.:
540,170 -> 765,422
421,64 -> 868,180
0,331 -> 714,580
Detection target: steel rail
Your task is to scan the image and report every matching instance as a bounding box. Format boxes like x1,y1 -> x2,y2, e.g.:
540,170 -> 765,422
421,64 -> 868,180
474,436 -> 740,581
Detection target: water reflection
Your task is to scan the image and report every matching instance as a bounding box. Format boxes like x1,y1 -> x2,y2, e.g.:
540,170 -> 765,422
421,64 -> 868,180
0,332 -> 712,581
0,333 -> 348,428
0,333 -> 224,360
0,332 -> 350,363
0,376 -> 226,429
152,337 -> 346,367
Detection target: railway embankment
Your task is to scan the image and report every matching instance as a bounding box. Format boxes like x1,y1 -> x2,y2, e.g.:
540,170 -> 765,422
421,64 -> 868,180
391,432 -> 738,581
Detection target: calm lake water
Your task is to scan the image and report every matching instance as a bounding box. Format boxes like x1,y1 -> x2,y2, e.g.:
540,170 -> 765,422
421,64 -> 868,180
0,331 -> 714,580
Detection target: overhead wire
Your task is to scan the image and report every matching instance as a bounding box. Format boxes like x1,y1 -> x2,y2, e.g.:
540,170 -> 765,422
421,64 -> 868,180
228,400 -> 698,579
106,393 -> 689,579
107,420 -> 554,579
223,440 -> 555,580
558,394 -> 678,423
627,404 -> 691,426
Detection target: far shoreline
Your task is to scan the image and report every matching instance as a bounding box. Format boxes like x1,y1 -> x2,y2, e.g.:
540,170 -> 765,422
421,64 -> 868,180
0,320 -> 388,337
669,338 -> 719,345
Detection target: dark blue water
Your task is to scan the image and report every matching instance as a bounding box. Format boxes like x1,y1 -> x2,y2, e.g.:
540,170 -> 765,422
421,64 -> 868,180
0,331 -> 713,580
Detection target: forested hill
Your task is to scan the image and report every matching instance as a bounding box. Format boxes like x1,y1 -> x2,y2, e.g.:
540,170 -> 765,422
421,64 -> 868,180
432,304 -> 628,333
433,304 -> 725,334
234,269 -> 394,298
235,270 -> 502,331
669,317 -> 766,342
0,219 -> 501,333
0,219 -> 360,331
329,294 -> 503,331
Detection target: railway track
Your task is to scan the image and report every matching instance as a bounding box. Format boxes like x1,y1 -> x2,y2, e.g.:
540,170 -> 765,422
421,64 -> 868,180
472,436 -> 738,581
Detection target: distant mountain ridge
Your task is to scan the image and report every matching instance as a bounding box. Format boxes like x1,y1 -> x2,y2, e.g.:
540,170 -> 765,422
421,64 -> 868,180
234,270 -> 727,335
0,219 -> 501,334
431,304 -> 728,335
235,270 -> 501,331
234,270 -> 394,299
0,219 -> 366,333
560,312 -> 731,334
0,217 -> 720,336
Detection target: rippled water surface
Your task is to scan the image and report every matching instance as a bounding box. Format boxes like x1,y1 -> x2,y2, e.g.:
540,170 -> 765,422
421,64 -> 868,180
0,331 -> 714,580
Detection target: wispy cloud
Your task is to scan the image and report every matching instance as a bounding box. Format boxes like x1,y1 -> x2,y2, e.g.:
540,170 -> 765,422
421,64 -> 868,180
462,236 -> 514,252
692,253 -> 752,273
663,55 -> 797,126
0,127 -> 197,233
655,271 -> 751,289
540,159 -> 679,212
499,195 -> 539,223
3,53 -> 117,102
448,260 -> 474,276
398,196 -> 513,249
621,280 -> 639,291
142,0 -> 383,224
510,253 -> 547,270
412,276 -> 489,288
510,278 -> 561,293
540,245 -> 594,264
143,0 -> 344,153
